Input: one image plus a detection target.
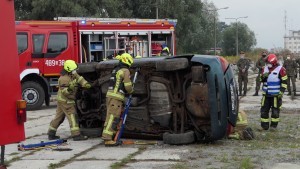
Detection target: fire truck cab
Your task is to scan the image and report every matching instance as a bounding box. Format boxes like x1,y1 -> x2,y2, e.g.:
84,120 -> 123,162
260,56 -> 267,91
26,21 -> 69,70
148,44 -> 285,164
16,17 -> 177,110
0,1 -> 26,168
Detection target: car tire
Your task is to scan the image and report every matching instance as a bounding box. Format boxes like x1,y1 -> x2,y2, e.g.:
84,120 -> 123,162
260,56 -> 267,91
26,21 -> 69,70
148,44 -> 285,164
78,62 -> 98,74
163,131 -> 195,145
22,81 -> 45,110
80,128 -> 102,138
156,58 -> 189,71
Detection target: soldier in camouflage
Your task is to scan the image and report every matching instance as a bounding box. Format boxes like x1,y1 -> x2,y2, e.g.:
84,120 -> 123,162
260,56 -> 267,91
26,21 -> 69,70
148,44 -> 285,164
237,51 -> 250,96
253,51 -> 267,96
283,54 -> 298,95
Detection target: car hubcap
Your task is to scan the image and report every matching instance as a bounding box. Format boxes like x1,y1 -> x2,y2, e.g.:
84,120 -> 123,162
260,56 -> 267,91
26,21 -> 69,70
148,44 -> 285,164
22,88 -> 39,105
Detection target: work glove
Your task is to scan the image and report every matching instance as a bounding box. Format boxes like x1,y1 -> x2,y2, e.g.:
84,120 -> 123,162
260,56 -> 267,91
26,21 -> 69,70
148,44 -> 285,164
278,91 -> 283,98
84,83 -> 91,89
68,82 -> 76,92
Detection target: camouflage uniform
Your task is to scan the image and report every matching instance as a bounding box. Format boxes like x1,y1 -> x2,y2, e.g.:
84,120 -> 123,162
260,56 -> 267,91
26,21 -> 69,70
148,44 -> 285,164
48,72 -> 90,138
283,59 -> 297,95
254,56 -> 266,95
237,57 -> 250,95
102,65 -> 133,141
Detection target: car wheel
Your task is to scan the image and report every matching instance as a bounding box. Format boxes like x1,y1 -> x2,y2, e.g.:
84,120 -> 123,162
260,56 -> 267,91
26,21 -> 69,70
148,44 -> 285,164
156,58 -> 188,71
163,131 -> 195,145
22,81 -> 45,110
80,128 -> 102,138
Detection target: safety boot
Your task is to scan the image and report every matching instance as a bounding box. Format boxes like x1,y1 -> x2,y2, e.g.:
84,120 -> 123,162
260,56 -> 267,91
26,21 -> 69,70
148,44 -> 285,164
294,91 -> 297,96
104,140 -> 121,147
48,130 -> 60,140
73,135 -> 88,141
253,91 -> 258,96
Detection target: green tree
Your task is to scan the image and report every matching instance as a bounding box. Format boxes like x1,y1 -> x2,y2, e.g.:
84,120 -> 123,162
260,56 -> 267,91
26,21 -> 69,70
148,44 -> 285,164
222,22 -> 256,56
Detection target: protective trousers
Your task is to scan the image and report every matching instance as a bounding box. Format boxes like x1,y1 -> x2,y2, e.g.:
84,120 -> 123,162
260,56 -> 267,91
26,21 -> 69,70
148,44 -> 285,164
260,95 -> 281,130
102,98 -> 123,141
287,76 -> 296,93
48,101 -> 80,136
255,74 -> 262,93
238,73 -> 248,95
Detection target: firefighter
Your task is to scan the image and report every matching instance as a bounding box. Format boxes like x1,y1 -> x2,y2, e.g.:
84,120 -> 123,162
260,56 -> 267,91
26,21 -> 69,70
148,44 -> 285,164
160,44 -> 170,56
283,54 -> 297,96
48,60 -> 91,141
237,51 -> 250,96
101,53 -> 134,145
260,54 -> 287,131
253,51 -> 267,96
228,110 -> 255,140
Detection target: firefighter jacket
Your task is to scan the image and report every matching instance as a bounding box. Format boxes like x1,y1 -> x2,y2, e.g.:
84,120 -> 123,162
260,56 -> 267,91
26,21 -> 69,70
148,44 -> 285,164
237,58 -> 250,75
283,59 -> 298,76
261,65 -> 287,96
106,66 -> 133,101
256,57 -> 266,73
57,74 -> 89,104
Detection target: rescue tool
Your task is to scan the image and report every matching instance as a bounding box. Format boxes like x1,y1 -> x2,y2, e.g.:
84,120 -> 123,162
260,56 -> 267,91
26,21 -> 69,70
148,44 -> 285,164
18,139 -> 67,151
113,67 -> 140,145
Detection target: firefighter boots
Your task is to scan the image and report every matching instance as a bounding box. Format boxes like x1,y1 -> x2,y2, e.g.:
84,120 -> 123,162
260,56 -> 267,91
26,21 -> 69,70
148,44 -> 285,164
73,135 -> 88,141
253,91 -> 258,96
48,130 -> 60,140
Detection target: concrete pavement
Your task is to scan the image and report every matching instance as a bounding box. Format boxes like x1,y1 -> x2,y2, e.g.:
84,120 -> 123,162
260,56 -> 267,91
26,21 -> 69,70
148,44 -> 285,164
2,71 -> 300,169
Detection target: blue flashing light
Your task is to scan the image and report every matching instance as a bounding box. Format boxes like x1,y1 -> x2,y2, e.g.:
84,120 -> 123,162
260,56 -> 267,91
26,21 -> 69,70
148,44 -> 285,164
81,20 -> 86,24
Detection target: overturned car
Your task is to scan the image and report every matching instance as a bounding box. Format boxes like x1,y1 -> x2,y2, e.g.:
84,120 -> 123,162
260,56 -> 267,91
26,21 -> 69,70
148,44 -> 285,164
76,55 -> 239,144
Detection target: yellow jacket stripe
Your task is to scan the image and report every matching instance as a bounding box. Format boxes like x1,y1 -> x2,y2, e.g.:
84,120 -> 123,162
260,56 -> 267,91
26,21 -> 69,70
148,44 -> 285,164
261,118 -> 269,122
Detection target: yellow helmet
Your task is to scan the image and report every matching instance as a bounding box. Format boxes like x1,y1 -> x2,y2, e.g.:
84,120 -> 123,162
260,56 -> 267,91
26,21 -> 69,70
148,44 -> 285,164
64,60 -> 78,72
120,53 -> 133,67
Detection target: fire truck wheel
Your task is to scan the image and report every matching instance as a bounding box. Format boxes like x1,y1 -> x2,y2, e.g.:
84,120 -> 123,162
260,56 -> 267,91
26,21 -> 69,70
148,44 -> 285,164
163,131 -> 195,145
22,81 -> 45,110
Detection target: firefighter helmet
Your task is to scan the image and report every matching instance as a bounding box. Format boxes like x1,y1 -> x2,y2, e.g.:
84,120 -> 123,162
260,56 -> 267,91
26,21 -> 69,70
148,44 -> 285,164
267,54 -> 278,65
64,60 -> 78,72
120,53 -> 133,67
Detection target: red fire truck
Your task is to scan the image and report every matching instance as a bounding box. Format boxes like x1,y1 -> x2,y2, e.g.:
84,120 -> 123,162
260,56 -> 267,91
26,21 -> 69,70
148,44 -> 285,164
16,17 -> 177,110
0,1 -> 26,168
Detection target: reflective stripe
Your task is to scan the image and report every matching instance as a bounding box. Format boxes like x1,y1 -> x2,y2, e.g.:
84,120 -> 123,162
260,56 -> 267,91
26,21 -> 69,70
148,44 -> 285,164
281,84 -> 287,88
282,75 -> 288,80
70,114 -> 79,131
261,118 -> 269,122
49,126 -> 57,131
124,82 -> 132,87
103,114 -> 114,136
271,118 -> 280,122
237,113 -> 247,125
261,95 -> 265,106
274,97 -> 277,108
228,133 -> 240,140
107,91 -> 125,101
114,70 -> 123,93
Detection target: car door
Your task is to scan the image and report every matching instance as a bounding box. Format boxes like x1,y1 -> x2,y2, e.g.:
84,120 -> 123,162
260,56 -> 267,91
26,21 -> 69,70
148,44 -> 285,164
43,31 -> 72,76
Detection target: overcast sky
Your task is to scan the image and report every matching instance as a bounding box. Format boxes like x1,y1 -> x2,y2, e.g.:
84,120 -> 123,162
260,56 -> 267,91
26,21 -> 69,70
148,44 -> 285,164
209,0 -> 300,50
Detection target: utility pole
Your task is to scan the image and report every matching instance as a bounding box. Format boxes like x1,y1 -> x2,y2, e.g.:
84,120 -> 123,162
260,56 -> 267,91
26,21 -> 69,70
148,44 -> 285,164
156,0 -> 158,19
206,7 -> 229,55
225,16 -> 248,56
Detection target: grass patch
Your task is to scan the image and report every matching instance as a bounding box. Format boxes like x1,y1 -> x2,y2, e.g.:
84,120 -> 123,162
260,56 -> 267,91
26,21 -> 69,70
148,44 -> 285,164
47,143 -> 101,169
110,146 -> 147,169
170,162 -> 189,169
239,157 -> 254,169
